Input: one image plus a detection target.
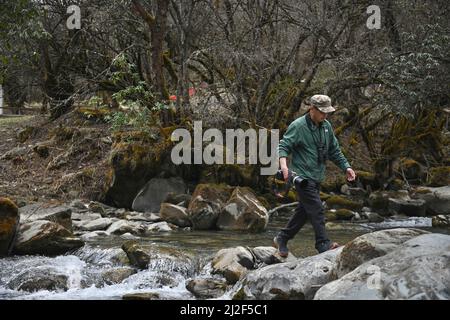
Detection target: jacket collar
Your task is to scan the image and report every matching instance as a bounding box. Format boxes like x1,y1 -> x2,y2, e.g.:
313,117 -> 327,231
305,113 -> 323,131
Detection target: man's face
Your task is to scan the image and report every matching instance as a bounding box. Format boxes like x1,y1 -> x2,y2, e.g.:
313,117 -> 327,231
310,107 -> 328,124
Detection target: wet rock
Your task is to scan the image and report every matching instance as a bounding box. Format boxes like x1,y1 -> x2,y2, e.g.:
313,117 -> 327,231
315,234 -> 450,300
188,184 -> 233,230
8,267 -> 69,292
334,228 -> 430,278
211,247 -> 255,284
19,203 -> 72,231
120,232 -> 140,240
232,248 -> 342,300
388,198 -> 426,217
132,177 -> 187,213
71,212 -> 103,221
145,221 -> 175,233
0,197 -> 20,256
122,292 -> 160,300
159,203 -> 192,228
366,212 -> 384,223
125,212 -> 161,222
217,187 -> 269,232
432,215 -> 450,228
250,246 -> 292,266
122,240 -> 151,269
106,220 -> 143,235
186,278 -> 228,299
102,267 -> 137,285
13,220 -> 84,256
80,231 -> 109,241
79,218 -> 114,231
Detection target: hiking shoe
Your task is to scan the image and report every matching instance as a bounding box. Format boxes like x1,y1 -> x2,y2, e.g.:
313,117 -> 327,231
273,236 -> 289,258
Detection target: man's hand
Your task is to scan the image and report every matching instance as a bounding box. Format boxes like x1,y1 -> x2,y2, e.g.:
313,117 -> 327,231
279,158 -> 289,181
346,168 -> 356,182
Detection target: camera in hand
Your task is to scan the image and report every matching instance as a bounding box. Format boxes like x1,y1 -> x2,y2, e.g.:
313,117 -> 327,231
275,169 -> 308,188
317,143 -> 328,164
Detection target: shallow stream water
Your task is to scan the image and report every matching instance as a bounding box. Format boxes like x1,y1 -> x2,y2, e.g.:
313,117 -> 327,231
0,211 -> 446,300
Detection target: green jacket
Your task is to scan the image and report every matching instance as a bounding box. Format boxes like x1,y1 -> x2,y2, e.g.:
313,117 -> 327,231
278,114 -> 350,183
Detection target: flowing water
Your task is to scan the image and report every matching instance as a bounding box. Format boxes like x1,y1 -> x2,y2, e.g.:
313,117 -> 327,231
0,211 -> 446,300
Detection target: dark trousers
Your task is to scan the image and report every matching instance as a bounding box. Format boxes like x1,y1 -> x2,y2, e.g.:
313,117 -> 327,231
278,180 -> 331,253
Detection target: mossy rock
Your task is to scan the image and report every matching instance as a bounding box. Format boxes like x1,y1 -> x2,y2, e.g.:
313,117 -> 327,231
356,170 -> 379,190
0,198 -> 20,256
398,158 -> 424,182
427,166 -> 450,187
199,164 -> 257,189
320,192 -> 332,201
321,175 -> 347,193
334,209 -> 354,220
105,134 -> 171,208
325,211 -> 338,222
326,195 -> 363,211
389,178 -> 406,191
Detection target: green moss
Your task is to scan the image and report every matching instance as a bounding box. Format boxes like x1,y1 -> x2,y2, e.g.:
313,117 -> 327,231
325,211 -> 338,222
390,178 -> 405,191
321,175 -> 347,193
320,192 -> 331,201
77,106 -> 112,120
427,166 -> 450,187
334,209 -> 354,220
326,195 -> 363,211
0,197 -> 18,215
357,170 -> 375,179
414,188 -> 432,194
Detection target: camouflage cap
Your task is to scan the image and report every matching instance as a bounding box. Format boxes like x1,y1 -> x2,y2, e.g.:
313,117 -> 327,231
310,95 -> 335,113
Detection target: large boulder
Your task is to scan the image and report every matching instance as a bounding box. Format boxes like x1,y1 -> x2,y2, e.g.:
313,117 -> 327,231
132,177 -> 187,213
0,197 -> 20,256
105,132 -> 171,208
159,203 -> 191,228
13,220 -> 84,256
315,234 -> 450,300
334,228 -> 430,278
19,203 -> 72,231
367,190 -> 410,214
412,186 -> 450,215
217,187 -> 269,232
388,198 -> 427,216
187,184 -> 233,230
232,248 -> 343,300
